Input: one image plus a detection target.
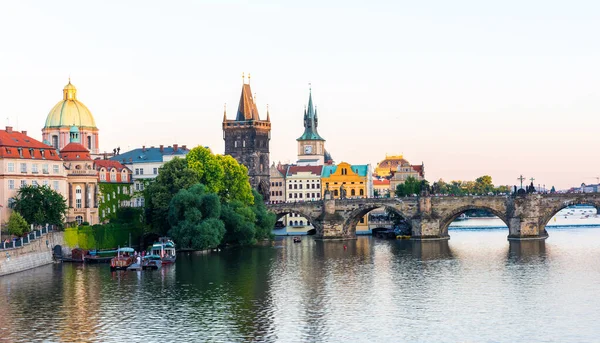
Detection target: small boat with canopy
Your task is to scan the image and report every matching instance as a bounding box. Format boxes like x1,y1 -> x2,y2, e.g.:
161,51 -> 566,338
150,238 -> 176,264
110,247 -> 135,271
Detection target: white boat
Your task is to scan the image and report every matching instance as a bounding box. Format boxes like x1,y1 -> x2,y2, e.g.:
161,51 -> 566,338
150,238 -> 176,264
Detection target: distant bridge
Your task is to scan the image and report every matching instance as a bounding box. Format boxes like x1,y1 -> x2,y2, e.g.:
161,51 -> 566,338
267,193 -> 600,240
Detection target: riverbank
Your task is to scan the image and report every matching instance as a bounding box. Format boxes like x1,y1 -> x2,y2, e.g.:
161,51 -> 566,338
0,231 -> 65,277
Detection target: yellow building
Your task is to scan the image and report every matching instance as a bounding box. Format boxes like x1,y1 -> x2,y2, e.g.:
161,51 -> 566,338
321,162 -> 372,233
374,154 -> 425,197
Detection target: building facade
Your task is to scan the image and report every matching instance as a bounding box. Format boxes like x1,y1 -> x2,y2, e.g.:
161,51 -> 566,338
269,162 -> 287,203
223,77 -> 271,200
95,159 -> 133,222
42,80 -> 100,154
110,145 -> 189,207
0,126 -> 68,226
59,127 -> 99,225
284,165 -> 322,235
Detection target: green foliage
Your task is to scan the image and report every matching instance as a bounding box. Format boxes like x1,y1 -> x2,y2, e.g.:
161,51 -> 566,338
395,176 -> 421,197
113,207 -> 144,225
144,157 -> 200,235
432,176 -> 510,195
99,183 -> 133,222
64,224 -> 143,250
13,185 -> 67,226
251,190 -> 276,241
551,186 -> 556,193
186,147 -> 254,205
168,184 -> 225,250
221,200 -> 256,245
7,212 -> 28,236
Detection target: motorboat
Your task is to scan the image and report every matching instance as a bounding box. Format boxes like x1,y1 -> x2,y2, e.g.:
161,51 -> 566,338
150,238 -> 176,264
110,247 -> 135,271
142,254 -> 162,270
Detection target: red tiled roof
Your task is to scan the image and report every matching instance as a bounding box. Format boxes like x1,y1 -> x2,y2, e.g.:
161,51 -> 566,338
0,128 -> 62,161
411,165 -> 424,176
60,142 -> 92,161
95,159 -> 130,172
287,165 -> 323,176
373,179 -> 390,186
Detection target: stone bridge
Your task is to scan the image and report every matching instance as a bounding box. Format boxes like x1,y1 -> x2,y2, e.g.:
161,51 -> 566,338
267,193 -> 600,240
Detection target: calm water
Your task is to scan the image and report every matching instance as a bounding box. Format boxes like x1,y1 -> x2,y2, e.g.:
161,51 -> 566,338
2,224 -> 600,343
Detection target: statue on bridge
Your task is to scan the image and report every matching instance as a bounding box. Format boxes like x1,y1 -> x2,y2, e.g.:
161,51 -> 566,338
339,183 -> 347,199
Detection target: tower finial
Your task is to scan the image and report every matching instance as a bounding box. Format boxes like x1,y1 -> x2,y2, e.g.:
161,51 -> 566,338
223,103 -> 227,121
266,104 -> 270,122
309,82 -> 312,93
242,72 -> 245,84
248,73 -> 251,84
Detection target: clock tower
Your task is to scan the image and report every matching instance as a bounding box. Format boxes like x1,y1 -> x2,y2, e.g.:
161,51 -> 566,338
297,88 -> 325,165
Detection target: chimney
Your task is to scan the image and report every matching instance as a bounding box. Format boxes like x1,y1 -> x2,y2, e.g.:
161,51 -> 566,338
159,145 -> 164,153
5,126 -> 12,133
181,145 -> 187,150
142,145 -> 146,152
173,144 -> 178,152
21,130 -> 27,136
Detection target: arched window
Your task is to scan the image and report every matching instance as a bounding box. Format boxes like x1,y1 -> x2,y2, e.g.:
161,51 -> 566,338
289,221 -> 293,226
52,135 -> 59,149
76,215 -> 83,225
300,220 -> 304,225
351,189 -> 356,196
360,189 -> 364,196
87,136 -> 92,150
294,220 -> 298,226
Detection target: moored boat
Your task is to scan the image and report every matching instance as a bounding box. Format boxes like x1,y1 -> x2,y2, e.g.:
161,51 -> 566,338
150,238 -> 176,264
110,247 -> 135,271
142,255 -> 162,270
293,236 -> 302,243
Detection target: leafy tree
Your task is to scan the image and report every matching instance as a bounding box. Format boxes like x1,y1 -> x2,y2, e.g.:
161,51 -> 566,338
251,190 -> 276,241
395,176 -> 421,197
145,157 -> 199,235
474,175 -> 494,195
186,146 -> 225,194
221,200 -> 256,245
551,186 -> 556,193
13,185 -> 67,226
7,212 -> 28,236
168,184 -> 225,250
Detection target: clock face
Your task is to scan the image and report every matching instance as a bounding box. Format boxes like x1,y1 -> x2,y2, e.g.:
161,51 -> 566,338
304,145 -> 313,154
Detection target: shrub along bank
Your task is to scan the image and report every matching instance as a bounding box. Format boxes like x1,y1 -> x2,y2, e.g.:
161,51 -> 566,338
64,224 -> 143,250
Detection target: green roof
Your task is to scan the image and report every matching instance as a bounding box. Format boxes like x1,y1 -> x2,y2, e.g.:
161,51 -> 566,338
322,164 -> 369,177
297,90 -> 325,141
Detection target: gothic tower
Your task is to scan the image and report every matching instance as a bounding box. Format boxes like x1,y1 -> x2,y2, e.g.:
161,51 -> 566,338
297,88 -> 326,165
223,75 -> 271,200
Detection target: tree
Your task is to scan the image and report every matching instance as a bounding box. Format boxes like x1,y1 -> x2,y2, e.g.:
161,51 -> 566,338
168,184 -> 225,250
7,212 -> 28,236
395,176 -> 421,197
221,200 -> 256,245
251,190 -> 276,241
474,175 -> 494,195
13,185 -> 67,226
144,157 -> 200,235
551,186 -> 556,193
186,146 -> 225,194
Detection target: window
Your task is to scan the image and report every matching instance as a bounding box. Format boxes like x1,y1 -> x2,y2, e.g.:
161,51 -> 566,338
294,184 -> 297,189
294,193 -> 298,198
53,165 -> 59,174
317,193 -> 320,198
52,135 -> 58,149
107,193 -> 111,201
43,180 -> 49,187
32,164 -> 38,173
289,184 -> 292,189
360,189 -> 364,196
7,163 -> 14,172
317,183 -> 320,189
289,194 -> 292,199
300,220 -> 304,225
76,216 -> 83,225
53,181 -> 59,191
42,164 -> 49,174
20,180 -> 26,187
20,163 -> 27,173
110,171 -> 116,182
299,184 -> 303,189
299,193 -> 303,198
87,136 -> 92,150
123,186 -> 128,194
32,180 -> 38,187
100,172 -> 106,181
351,189 -> 356,196
153,168 -> 158,175
289,221 -> 293,226
76,186 -> 82,208
8,180 -> 14,190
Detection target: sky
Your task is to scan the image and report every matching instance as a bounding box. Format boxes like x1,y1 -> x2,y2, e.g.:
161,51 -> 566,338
0,0 -> 598,189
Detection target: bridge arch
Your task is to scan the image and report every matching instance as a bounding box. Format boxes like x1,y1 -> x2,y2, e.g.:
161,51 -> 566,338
538,198 -> 600,230
439,205 -> 510,237
269,208 -> 322,235
342,203 -> 412,237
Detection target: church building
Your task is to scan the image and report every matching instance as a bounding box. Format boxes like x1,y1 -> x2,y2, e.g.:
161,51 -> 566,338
42,80 -> 100,154
222,75 -> 271,200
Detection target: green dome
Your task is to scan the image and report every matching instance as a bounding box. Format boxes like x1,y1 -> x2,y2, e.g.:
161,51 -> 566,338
44,81 -> 97,129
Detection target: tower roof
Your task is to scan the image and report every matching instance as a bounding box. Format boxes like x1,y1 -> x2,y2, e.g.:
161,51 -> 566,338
236,83 -> 260,121
297,89 -> 324,141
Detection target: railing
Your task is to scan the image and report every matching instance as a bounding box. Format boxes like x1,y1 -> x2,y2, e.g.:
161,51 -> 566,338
0,225 -> 54,251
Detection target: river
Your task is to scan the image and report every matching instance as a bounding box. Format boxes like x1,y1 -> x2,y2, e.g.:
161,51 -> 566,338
1,223 -> 600,342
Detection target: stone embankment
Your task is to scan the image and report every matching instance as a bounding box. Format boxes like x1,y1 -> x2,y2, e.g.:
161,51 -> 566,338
0,231 -> 65,277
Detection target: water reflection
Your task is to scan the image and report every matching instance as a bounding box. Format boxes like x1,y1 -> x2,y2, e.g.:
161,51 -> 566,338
1,230 -> 600,342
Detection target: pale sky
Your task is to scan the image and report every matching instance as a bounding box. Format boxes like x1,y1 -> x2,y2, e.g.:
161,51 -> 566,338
1,0 -> 598,189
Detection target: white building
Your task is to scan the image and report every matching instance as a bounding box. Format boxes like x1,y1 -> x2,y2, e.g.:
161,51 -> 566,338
110,144 -> 190,207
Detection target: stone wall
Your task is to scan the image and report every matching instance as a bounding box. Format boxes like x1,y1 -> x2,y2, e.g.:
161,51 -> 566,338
0,232 -> 65,277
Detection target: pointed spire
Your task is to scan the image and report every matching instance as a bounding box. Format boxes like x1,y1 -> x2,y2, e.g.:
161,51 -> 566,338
266,104 -> 270,122
297,86 -> 324,141
223,103 -> 227,122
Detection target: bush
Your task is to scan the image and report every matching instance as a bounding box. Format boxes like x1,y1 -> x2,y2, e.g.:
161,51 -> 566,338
7,212 -> 29,237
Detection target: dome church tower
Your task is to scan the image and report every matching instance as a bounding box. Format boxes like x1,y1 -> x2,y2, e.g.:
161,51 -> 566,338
42,80 -> 99,154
